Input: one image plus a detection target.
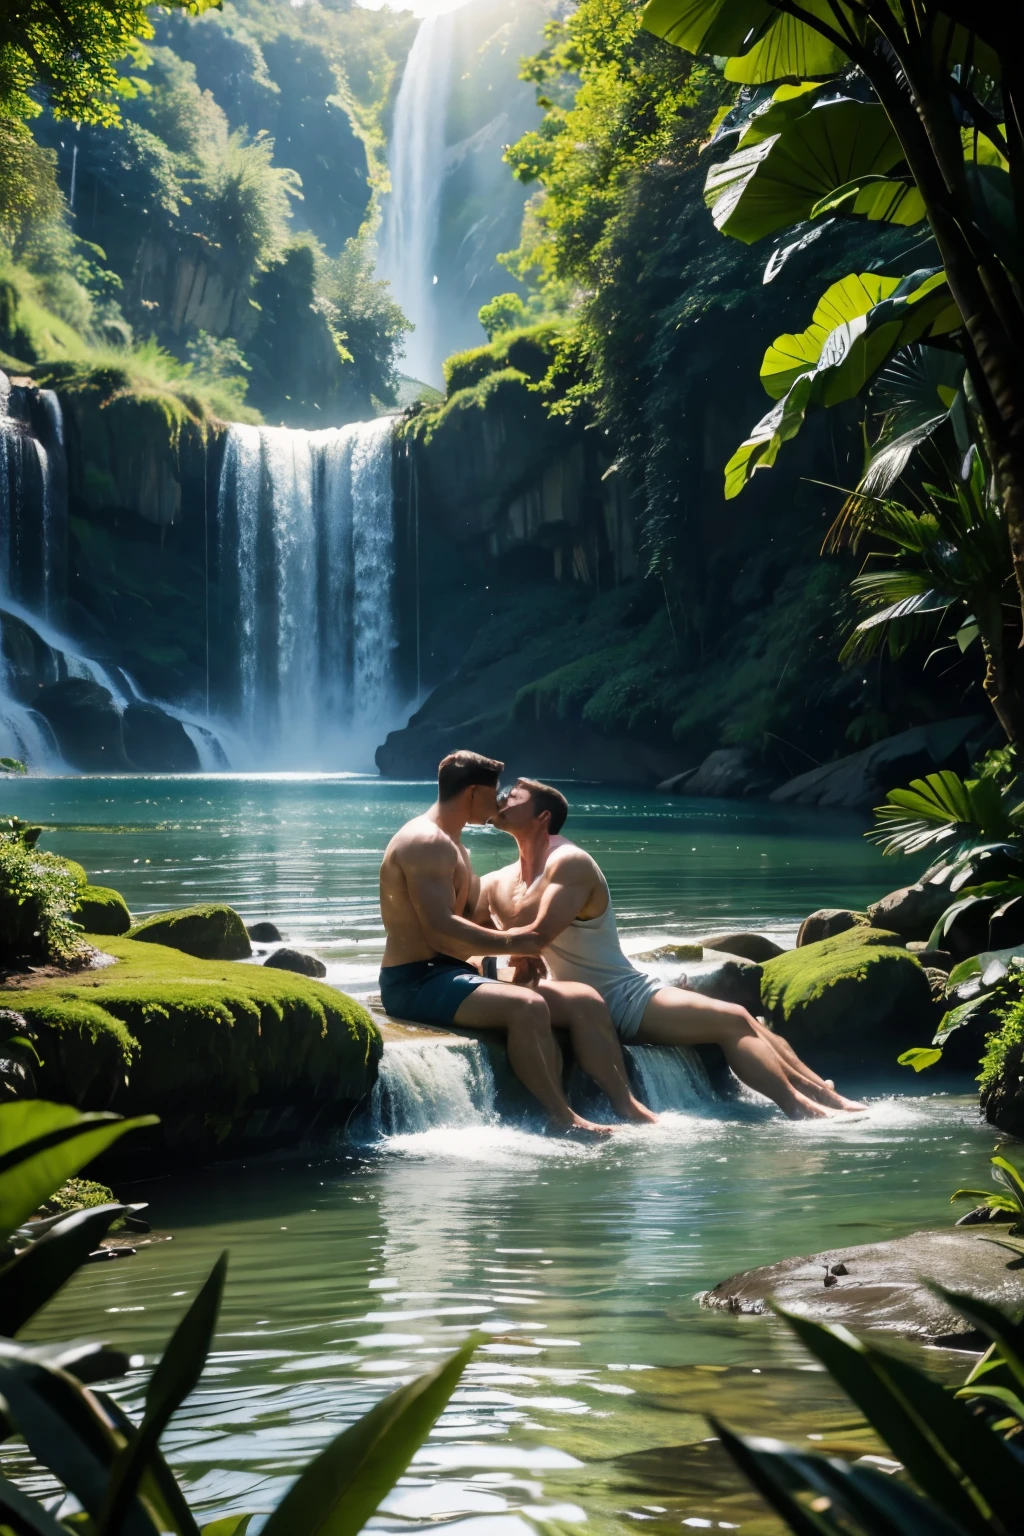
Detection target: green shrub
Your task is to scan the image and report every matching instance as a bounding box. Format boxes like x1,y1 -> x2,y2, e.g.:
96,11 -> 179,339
979,998 -> 1024,1093
0,821 -> 88,966
442,323 -> 559,395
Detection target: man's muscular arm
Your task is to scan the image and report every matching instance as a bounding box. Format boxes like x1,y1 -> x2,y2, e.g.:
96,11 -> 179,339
403,841 -> 547,960
504,849 -> 595,953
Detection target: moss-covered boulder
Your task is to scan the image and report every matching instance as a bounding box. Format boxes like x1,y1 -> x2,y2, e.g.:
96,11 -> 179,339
979,1003 -> 1024,1138
131,903 -> 251,960
75,885 -> 131,936
760,927 -> 935,1069
2,934 -> 381,1169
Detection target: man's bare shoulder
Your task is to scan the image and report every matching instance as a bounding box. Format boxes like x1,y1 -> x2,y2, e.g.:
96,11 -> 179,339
385,815 -> 459,870
545,839 -> 600,882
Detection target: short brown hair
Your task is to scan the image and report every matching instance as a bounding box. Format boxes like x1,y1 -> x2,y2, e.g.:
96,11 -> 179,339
437,750 -> 504,801
518,778 -> 569,834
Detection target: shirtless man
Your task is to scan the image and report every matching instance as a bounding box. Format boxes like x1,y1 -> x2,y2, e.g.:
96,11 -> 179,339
477,777 -> 867,1120
379,750 -> 655,1132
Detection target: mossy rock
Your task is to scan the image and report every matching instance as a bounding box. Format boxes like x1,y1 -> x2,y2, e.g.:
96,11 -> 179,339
75,884 -> 131,936
130,903 -> 251,960
3,934 -> 382,1169
760,927 -> 935,1069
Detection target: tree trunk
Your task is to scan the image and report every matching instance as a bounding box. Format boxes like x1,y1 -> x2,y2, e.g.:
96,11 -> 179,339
980,625 -> 1024,744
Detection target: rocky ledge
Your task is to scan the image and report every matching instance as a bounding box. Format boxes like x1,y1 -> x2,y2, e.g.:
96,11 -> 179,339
700,1229 -> 1023,1344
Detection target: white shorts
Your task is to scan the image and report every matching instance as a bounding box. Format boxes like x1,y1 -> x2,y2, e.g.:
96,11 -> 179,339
602,970 -> 664,1042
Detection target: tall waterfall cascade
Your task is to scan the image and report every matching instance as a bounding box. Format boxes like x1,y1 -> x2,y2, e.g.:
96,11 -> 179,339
376,13 -> 455,389
0,379 -> 230,772
217,415 -> 398,768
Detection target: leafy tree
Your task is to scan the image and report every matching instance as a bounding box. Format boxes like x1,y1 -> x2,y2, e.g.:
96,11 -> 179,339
479,292 -> 529,340
641,0 -> 1024,643
0,0 -> 216,126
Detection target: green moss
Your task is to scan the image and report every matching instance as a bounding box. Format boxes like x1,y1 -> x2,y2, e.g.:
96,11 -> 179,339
761,927 -> 906,1022
0,833 -> 88,966
130,903 -> 251,960
760,926 -> 934,1065
75,884 -> 131,936
442,324 -> 560,395
3,934 -> 381,1129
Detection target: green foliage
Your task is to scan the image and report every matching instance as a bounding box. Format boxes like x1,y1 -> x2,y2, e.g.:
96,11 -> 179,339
951,1151 -> 1024,1232
713,1292 -> 1024,1536
980,999 -> 1024,1096
478,293 -> 529,340
0,1097 -> 476,1535
0,821 -> 88,967
869,772 -> 1024,857
0,758 -> 26,775
0,0 -> 217,127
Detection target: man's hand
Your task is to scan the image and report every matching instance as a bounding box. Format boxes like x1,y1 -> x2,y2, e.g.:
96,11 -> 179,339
508,955 -> 545,987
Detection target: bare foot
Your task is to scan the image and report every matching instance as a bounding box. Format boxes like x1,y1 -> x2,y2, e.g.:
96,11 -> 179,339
553,1113 -> 616,1136
785,1093 -> 836,1120
617,1097 -> 659,1125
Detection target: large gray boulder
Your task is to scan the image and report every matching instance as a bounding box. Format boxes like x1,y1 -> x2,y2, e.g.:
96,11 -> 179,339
867,882 -> 955,940
770,717 -> 983,809
797,909 -> 865,946
673,951 -> 763,1014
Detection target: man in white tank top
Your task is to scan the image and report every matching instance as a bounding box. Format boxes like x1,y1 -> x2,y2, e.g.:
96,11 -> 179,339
477,778 -> 866,1120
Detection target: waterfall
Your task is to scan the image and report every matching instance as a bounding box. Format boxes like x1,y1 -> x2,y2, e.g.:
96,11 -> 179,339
624,1045 -> 714,1112
377,13 -> 455,388
217,415 -> 397,767
363,1037 -> 719,1145
369,1040 -> 498,1137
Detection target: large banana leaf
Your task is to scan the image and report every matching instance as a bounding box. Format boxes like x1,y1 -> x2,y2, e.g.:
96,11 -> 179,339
705,99 -> 907,244
640,0 -> 857,82
760,272 -> 902,400
0,1103 -> 157,1244
725,269 -> 958,496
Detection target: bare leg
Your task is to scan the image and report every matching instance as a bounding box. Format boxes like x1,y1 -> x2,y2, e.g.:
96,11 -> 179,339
454,983 -> 614,1134
538,980 -> 658,1124
751,1020 -> 865,1109
633,989 -> 842,1120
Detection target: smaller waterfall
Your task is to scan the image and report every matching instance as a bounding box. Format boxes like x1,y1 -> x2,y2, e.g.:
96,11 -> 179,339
369,1041 -> 498,1137
218,415 -> 398,767
377,13 -> 455,387
625,1045 -> 714,1112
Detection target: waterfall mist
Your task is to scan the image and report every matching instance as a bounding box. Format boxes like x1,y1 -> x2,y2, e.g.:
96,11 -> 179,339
217,415 -> 399,769
376,13 -> 455,389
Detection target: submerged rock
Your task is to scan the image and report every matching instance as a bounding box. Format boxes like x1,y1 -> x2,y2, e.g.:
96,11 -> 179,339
797,909 -> 865,947
760,927 -> 934,1068
696,932 -> 783,963
700,1228 -> 1021,1341
75,884 -> 131,936
247,921 -> 283,942
130,903 -> 252,960
264,948 -> 327,979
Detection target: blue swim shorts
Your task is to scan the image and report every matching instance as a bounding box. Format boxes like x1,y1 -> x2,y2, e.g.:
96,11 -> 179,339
379,955 -> 492,1026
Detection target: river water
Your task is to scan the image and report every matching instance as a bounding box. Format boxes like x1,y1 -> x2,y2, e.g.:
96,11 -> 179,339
5,776 -> 994,1533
